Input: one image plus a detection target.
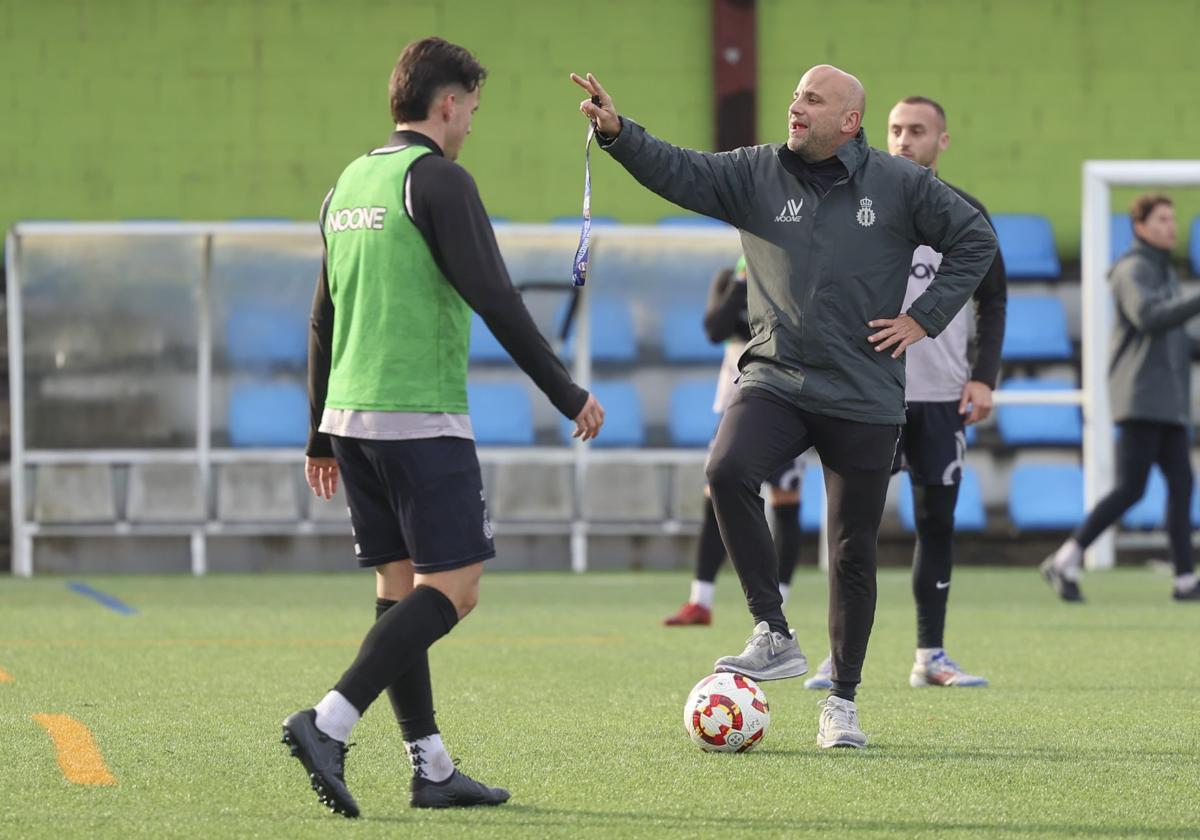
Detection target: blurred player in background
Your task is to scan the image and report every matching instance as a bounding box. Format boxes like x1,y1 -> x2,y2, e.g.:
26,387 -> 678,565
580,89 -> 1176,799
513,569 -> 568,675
281,37 -> 604,818
664,255 -> 807,627
803,96 -> 1007,690
1042,193 -> 1200,603
573,65 -> 996,749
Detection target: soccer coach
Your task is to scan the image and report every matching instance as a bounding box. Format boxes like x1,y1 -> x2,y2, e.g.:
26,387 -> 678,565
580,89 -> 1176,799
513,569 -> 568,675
572,65 -> 996,748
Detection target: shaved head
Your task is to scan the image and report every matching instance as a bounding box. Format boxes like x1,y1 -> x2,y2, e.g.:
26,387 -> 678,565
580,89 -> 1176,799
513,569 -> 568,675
787,64 -> 866,161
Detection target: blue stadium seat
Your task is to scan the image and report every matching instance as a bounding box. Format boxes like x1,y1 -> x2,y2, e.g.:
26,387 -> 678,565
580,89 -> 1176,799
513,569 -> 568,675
550,215 -> 619,226
996,378 -> 1082,446
1190,217 -> 1200,276
228,381 -> 308,447
668,380 -> 719,446
662,303 -> 724,362
225,304 -> 307,368
896,468 -> 986,532
1000,295 -> 1072,361
468,382 -> 535,446
1110,213 -> 1134,265
991,214 -> 1061,279
965,423 -> 978,447
800,464 -> 825,532
469,314 -> 511,364
559,381 -> 644,447
656,214 -> 730,227
1008,464 -> 1085,530
560,297 -> 637,363
1121,466 -> 1167,529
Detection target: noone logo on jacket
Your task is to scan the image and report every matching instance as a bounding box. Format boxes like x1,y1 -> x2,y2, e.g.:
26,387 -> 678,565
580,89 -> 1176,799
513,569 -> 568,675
326,206 -> 388,233
774,198 -> 804,223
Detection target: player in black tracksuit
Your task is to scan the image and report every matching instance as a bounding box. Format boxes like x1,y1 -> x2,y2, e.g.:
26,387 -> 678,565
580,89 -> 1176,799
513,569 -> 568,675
664,257 -> 806,626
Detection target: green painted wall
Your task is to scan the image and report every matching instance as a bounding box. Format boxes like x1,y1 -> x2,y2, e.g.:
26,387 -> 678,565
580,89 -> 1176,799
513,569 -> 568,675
0,0 -> 710,236
4,0 -> 1200,256
759,0 -> 1200,256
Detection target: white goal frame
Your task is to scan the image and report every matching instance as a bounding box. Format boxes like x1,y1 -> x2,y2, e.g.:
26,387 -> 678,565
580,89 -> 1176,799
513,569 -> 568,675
1080,161 -> 1200,570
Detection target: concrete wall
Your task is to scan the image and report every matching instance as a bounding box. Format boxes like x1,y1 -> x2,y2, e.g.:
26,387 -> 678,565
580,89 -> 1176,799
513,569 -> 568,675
4,0 -> 1199,254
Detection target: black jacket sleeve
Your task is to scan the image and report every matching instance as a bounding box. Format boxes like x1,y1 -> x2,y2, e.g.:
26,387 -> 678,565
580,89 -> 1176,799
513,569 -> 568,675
906,166 -> 998,338
952,191 -> 1007,388
703,268 -> 750,343
410,156 -> 588,419
306,189 -> 336,458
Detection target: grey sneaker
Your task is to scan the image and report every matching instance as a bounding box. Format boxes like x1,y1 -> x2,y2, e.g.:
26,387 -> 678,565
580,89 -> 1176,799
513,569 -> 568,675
816,696 -> 867,749
804,653 -> 833,690
713,621 -> 808,681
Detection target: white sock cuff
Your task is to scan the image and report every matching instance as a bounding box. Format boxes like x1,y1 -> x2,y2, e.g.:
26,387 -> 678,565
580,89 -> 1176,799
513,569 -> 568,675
313,690 -> 360,743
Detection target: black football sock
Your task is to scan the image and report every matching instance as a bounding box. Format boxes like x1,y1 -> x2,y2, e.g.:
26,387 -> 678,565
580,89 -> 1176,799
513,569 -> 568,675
375,598 -> 438,742
334,585 -> 458,714
911,484 -> 957,650
695,497 -> 726,583
772,502 -> 801,586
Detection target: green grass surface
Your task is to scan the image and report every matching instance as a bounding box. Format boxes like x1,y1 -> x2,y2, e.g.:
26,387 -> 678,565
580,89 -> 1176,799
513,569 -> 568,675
1,568 -> 1197,839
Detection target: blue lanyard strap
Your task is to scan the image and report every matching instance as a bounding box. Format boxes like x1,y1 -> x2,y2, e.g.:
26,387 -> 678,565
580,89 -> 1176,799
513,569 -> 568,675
571,121 -> 597,287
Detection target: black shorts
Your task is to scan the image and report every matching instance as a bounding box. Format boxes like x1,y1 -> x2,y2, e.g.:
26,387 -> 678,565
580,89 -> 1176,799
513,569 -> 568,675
893,401 -> 967,486
331,435 -> 495,574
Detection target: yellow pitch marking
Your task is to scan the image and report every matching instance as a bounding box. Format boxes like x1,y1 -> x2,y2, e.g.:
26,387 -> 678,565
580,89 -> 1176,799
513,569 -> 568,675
0,666 -> 12,682
32,713 -> 117,786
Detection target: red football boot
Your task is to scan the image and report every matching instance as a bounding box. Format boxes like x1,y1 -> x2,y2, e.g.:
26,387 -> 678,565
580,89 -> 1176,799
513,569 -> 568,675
663,602 -> 712,626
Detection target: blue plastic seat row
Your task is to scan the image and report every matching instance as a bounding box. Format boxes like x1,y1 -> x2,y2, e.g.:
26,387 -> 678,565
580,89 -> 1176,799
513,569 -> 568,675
227,382 -> 1198,533
473,292 -> 1080,366
471,298 -> 723,365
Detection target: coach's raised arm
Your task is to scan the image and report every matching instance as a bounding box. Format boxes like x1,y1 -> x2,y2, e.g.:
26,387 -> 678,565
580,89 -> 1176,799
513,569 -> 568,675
571,72 -> 756,226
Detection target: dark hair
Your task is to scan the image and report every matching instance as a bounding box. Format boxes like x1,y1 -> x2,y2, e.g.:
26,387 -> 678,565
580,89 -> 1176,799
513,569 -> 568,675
389,37 -> 487,123
899,95 -> 946,127
1130,192 -> 1173,224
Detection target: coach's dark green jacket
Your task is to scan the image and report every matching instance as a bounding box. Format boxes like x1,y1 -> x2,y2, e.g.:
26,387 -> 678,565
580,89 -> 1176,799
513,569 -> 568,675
601,119 -> 997,424
1108,240 -> 1200,426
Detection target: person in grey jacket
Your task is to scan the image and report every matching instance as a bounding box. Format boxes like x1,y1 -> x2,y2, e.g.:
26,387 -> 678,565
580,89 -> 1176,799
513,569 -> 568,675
572,65 -> 997,748
1042,194 -> 1200,603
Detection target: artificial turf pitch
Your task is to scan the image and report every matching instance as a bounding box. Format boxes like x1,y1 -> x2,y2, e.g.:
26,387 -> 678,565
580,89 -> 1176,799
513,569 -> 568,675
1,568 -> 1196,839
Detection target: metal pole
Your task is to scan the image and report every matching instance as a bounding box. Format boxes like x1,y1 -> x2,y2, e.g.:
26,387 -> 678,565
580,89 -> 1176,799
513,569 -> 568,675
193,234 -> 213,576
6,231 -> 30,576
1081,163 -> 1115,570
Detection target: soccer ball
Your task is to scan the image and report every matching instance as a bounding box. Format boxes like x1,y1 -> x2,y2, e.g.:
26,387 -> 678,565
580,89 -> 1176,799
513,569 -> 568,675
683,672 -> 770,753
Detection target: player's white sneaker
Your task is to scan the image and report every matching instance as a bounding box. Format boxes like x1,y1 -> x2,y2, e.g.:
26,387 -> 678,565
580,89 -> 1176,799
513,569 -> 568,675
816,696 -> 867,749
909,652 -> 989,687
804,654 -> 833,690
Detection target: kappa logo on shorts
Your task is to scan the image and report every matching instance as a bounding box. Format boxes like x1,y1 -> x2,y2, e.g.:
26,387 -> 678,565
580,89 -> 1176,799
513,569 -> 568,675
480,491 -> 493,540
774,198 -> 805,223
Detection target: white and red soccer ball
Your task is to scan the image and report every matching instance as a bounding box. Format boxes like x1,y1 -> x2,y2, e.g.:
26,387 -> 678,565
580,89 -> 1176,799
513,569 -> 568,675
683,672 -> 770,753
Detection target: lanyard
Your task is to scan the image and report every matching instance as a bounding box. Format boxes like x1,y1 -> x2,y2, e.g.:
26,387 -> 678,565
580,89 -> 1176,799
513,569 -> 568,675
571,97 -> 602,286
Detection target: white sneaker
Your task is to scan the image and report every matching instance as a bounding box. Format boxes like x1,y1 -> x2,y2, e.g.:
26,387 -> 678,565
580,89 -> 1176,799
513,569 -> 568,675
816,696 -> 867,749
803,654 -> 833,690
909,651 -> 988,687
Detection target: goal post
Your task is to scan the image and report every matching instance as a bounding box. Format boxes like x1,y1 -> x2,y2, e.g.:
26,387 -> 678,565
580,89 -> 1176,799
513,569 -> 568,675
1080,160 -> 1200,570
